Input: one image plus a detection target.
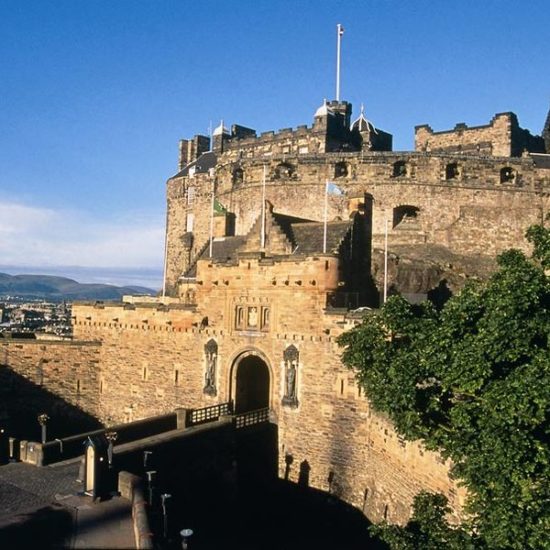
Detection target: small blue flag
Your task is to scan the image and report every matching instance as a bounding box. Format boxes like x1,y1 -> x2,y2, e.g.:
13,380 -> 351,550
326,182 -> 344,196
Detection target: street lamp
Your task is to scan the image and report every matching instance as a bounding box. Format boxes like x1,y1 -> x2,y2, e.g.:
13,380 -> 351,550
161,493 -> 172,539
145,470 -> 156,506
37,413 -> 50,444
105,431 -> 118,468
143,450 -> 153,469
180,528 -> 193,549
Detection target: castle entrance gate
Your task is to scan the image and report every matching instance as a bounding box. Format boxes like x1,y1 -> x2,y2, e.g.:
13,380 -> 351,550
232,353 -> 271,414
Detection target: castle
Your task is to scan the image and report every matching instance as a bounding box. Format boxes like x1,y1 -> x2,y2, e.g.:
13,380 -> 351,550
2,98 -> 549,525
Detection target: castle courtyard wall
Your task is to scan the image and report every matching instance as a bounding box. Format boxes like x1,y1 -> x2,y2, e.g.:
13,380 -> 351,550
0,339 -> 102,419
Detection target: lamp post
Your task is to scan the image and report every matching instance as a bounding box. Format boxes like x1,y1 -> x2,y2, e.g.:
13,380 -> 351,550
180,528 -> 193,549
145,470 -> 156,506
161,493 -> 171,539
105,431 -> 118,468
143,450 -> 153,469
37,413 -> 49,444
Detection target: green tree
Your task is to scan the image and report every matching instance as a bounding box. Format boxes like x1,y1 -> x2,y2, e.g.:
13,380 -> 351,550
371,492 -> 480,549
338,225 -> 550,549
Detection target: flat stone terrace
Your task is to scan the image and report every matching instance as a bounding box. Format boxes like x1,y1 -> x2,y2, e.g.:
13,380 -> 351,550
0,460 -> 134,549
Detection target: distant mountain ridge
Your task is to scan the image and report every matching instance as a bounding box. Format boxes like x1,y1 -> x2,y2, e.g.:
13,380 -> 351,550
0,272 -> 157,301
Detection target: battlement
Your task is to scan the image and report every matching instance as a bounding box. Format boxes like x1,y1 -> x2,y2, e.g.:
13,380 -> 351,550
415,112 -> 545,157
206,100 -> 392,158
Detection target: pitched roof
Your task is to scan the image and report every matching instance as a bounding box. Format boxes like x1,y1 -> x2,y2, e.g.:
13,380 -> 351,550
171,151 -> 217,178
183,236 -> 247,277
291,220 -> 352,254
182,207 -> 353,278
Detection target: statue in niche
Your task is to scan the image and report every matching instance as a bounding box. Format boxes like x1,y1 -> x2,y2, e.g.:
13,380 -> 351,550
282,344 -> 299,408
248,307 -> 258,328
203,339 -> 217,396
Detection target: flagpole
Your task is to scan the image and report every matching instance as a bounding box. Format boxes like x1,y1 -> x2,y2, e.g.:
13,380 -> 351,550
209,176 -> 215,258
323,180 -> 329,253
336,24 -> 343,102
261,165 -> 266,250
383,219 -> 388,304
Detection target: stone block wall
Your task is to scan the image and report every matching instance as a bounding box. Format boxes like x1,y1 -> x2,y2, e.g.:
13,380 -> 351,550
69,251 -> 465,526
0,339 -> 102,420
165,150 -> 549,294
415,113 -> 545,156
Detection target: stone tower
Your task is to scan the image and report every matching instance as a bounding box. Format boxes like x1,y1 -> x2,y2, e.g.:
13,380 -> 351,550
543,107 -> 550,153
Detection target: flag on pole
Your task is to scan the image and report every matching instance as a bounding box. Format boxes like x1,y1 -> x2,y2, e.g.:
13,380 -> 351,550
338,25 -> 345,36
326,181 -> 345,196
260,165 -> 267,250
323,181 -> 346,253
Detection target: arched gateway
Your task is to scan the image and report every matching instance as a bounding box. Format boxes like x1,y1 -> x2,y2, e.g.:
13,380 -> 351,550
231,351 -> 271,413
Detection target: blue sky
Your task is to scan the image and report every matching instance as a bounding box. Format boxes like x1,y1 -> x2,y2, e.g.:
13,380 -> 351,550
0,0 -> 548,287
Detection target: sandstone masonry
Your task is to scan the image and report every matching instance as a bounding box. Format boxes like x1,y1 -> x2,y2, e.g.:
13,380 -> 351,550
3,98 -> 549,527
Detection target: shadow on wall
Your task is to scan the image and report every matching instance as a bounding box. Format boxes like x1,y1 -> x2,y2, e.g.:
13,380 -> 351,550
0,365 -> 102,442
145,422 -> 386,550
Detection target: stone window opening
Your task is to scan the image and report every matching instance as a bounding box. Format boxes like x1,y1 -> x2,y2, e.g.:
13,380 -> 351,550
76,379 -> 81,393
186,213 -> 194,232
142,366 -> 148,381
500,166 -> 516,184
174,369 -> 179,386
334,161 -> 349,178
232,167 -> 244,186
392,205 -> 420,229
445,162 -> 460,180
392,160 -> 408,178
273,162 -> 295,179
186,186 -> 195,206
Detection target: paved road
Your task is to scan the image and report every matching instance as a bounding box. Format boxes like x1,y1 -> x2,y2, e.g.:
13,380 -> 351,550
0,460 -> 135,549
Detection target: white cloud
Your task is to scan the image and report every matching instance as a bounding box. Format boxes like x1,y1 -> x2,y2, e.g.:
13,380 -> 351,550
0,200 -> 165,269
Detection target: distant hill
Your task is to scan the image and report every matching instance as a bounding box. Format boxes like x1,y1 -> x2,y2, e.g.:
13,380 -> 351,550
0,273 -> 157,301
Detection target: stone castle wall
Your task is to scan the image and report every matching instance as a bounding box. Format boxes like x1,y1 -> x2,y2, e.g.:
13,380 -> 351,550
165,151 -> 549,293
46,256 -> 464,524
0,339 -> 102,419
66,299 -> 463,525
1,312 -> 465,524
415,112 -> 545,156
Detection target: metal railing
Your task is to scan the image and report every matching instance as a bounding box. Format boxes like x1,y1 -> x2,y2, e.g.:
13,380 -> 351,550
234,407 -> 270,429
185,402 -> 233,427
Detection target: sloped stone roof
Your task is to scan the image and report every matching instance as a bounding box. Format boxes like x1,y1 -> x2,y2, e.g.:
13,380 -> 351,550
172,151 -> 217,178
291,220 -> 352,254
184,236 -> 247,277
182,203 -> 353,279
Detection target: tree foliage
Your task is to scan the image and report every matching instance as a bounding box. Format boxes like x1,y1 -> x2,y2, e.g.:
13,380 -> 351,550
338,224 -> 550,549
371,492 -> 480,549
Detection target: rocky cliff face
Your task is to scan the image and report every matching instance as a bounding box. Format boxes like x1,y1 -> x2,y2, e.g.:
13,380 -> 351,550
371,244 -> 497,305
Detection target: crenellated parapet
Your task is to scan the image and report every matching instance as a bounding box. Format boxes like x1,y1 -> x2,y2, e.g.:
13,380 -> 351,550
415,112 -> 546,157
